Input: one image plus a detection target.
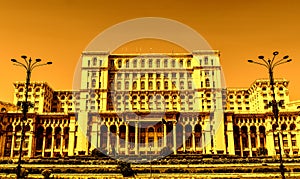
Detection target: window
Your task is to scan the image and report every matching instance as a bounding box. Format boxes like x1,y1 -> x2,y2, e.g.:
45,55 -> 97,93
180,81 -> 184,89
125,82 -> 129,90
172,73 -> 176,78
133,82 -> 137,90
141,59 -> 145,68
211,59 -> 214,65
157,82 -> 161,90
205,79 -> 210,87
149,59 -> 153,68
187,60 -> 191,67
204,57 -> 208,65
149,82 -> 153,90
188,81 -> 192,89
156,59 -> 160,68
110,60 -> 114,67
172,59 -> 176,67
118,60 -> 122,68
125,60 -> 129,68
179,60 -> 183,67
117,82 -> 121,90
180,73 -> 184,78
164,81 -> 168,89
133,59 -> 137,68
164,59 -> 168,68
148,73 -> 153,78
141,82 -> 145,89
93,57 -> 97,66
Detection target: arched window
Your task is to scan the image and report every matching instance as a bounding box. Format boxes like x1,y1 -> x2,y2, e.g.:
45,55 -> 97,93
125,81 -> 129,90
187,59 -> 191,67
133,81 -> 137,90
205,79 -> 210,87
141,59 -> 145,68
149,59 -> 153,68
118,60 -> 122,68
188,81 -> 192,89
125,60 -> 129,68
117,81 -> 121,90
93,57 -> 97,66
141,81 -> 145,90
149,81 -> 153,90
157,81 -> 161,90
164,81 -> 168,89
172,59 -> 176,68
156,59 -> 160,68
179,60 -> 183,67
133,59 -> 137,68
204,56 -> 208,65
164,59 -> 168,68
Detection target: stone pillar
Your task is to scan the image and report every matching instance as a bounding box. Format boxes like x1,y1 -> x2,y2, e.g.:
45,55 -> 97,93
28,130 -> 34,157
202,130 -> 205,154
256,132 -> 261,149
135,122 -> 138,155
116,125 -> 120,154
60,128 -> 64,155
266,131 -> 275,156
248,131 -> 252,157
125,124 -> 129,155
226,115 -> 235,155
279,132 -> 285,156
173,123 -> 177,154
287,132 -> 292,156
51,131 -> 55,157
42,133 -> 46,157
10,132 -> 15,158
239,130 -> 243,157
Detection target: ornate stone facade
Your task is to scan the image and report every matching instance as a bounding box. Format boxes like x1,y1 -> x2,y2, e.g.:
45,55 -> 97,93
0,50 -> 299,159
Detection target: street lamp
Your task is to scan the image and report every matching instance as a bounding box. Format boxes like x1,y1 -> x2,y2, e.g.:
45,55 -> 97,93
11,55 -> 52,179
248,51 -> 292,179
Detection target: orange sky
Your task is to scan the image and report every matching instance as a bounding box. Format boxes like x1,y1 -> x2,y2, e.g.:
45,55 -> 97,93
1,0 -> 300,102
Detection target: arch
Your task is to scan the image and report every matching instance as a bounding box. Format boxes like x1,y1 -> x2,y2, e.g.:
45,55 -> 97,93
281,123 -> 287,130
45,127 -> 52,149
233,125 -> 240,150
250,126 -> 257,148
54,127 -> 62,149
195,124 -> 202,148
63,127 -> 70,149
36,126 -> 44,150
15,125 -> 21,133
241,126 -> 248,148
148,127 -> 154,133
259,126 -> 266,148
100,125 -> 108,150
290,123 -> 296,130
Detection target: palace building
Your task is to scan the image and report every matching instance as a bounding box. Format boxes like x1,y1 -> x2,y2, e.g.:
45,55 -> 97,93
0,50 -> 299,159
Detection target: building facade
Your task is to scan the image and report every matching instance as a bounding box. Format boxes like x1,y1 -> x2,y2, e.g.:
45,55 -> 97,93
0,50 -> 299,159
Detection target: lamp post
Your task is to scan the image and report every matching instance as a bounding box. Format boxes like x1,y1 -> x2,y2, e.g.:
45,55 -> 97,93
11,55 -> 52,179
248,51 -> 292,179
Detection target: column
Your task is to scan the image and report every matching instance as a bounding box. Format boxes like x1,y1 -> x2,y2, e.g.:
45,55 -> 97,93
202,130 -> 205,154
266,131 -> 275,156
10,132 -> 15,158
173,123 -> 177,154
107,125 -> 110,154
135,122 -> 138,155
287,132 -> 292,156
256,131 -> 261,149
248,131 -> 252,157
226,115 -> 235,155
28,130 -> 34,157
60,127 -> 64,155
51,132 -> 54,157
125,124 -> 129,155
239,130 -> 243,157
42,133 -> 46,157
163,123 -> 167,148
279,132 -> 284,156
116,125 -> 120,154
296,131 -> 300,155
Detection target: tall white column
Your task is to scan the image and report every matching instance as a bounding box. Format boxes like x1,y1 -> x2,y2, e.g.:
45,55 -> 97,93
287,132 -> 292,156
42,133 -> 46,157
163,124 -> 167,148
125,124 -> 129,155
173,123 -> 177,154
107,125 -> 110,154
248,131 -> 252,157
239,130 -> 243,157
135,122 -> 138,155
116,125 -> 120,154
192,131 -> 196,152
183,126 -> 186,152
60,128 -> 64,155
10,132 -> 15,158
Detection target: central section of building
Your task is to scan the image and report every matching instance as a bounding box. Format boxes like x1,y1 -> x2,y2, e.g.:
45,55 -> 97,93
78,50 -> 226,156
